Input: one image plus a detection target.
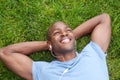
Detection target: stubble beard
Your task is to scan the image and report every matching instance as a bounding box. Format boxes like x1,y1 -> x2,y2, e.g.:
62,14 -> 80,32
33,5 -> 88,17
52,41 -> 76,55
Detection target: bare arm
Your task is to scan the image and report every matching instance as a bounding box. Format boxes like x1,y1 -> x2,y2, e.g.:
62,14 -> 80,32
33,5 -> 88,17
73,13 -> 111,52
0,41 -> 48,80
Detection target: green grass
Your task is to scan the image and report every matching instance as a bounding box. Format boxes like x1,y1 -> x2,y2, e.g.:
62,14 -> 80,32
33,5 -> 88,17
0,0 -> 120,80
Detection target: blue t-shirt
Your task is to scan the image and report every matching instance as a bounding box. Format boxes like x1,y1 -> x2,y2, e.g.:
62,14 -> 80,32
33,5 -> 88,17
32,41 -> 109,80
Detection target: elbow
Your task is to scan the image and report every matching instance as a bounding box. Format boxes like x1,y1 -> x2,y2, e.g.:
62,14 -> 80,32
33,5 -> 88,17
102,13 -> 112,35
0,48 -> 5,58
0,47 -> 14,60
102,13 -> 111,24
0,47 -> 13,56
100,13 -> 111,31
0,49 -> 3,57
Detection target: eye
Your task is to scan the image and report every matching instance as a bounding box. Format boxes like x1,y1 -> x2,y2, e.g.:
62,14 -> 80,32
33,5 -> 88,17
53,31 -> 60,36
67,28 -> 72,32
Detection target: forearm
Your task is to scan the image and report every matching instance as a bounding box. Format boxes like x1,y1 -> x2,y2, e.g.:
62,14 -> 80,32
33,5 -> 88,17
0,41 -> 40,80
0,41 -> 48,55
73,13 -> 109,39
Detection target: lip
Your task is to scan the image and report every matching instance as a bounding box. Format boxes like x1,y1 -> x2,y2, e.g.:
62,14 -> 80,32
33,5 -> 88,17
60,37 -> 71,44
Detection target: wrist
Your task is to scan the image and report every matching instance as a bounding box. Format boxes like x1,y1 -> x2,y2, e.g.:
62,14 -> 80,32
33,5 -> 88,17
44,41 -> 49,50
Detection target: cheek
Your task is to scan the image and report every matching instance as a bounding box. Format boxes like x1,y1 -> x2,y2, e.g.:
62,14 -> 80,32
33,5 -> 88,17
51,35 -> 60,41
51,36 -> 59,45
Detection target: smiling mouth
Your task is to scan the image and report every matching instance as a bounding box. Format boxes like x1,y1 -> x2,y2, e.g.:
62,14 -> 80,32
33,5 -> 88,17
60,38 -> 71,44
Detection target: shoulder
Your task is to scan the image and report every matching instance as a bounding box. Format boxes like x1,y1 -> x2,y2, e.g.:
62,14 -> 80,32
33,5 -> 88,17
32,61 -> 50,68
79,41 -> 106,59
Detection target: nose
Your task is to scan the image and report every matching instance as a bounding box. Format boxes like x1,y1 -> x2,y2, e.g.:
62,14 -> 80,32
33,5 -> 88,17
61,31 -> 68,36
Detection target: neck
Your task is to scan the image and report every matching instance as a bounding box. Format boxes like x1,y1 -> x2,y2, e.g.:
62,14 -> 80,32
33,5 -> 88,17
55,51 -> 76,62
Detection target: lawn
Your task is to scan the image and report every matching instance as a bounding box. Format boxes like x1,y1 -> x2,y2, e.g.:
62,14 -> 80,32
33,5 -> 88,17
0,0 -> 120,80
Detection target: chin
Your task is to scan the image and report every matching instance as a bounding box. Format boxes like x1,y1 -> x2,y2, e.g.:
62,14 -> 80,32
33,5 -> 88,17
60,46 -> 75,53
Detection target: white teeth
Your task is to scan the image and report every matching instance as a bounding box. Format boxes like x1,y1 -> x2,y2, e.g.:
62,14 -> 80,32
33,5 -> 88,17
61,38 -> 70,43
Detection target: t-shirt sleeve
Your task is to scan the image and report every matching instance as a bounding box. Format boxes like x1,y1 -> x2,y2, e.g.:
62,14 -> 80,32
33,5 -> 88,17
77,41 -> 109,80
32,61 -> 49,80
32,61 -> 39,80
81,41 -> 107,61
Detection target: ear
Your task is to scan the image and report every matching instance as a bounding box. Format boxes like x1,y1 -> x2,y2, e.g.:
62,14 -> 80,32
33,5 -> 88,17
47,41 -> 52,51
49,45 -> 52,51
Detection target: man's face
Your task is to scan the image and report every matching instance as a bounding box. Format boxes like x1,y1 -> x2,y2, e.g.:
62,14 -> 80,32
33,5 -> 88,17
48,22 -> 76,54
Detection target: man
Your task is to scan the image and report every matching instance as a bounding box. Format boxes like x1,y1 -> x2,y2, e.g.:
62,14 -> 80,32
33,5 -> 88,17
0,13 -> 111,80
